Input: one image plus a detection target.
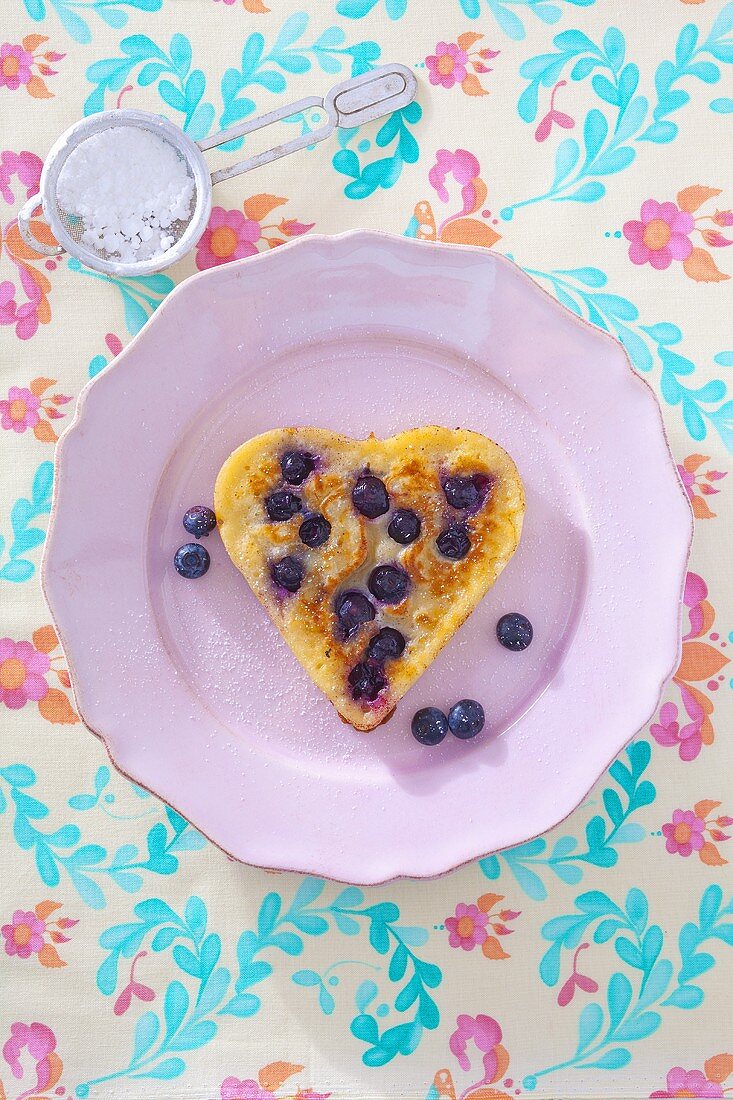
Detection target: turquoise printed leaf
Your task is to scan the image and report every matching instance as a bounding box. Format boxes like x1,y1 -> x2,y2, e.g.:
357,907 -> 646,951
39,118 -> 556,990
581,1048 -> 632,1071
355,980 -> 378,1012
662,985 -> 704,1009
172,944 -> 200,977
614,1011 -> 661,1042
595,969 -> 641,1028
163,980 -> 189,1040
219,993 -> 260,1017
166,1020 -> 217,1053
133,1058 -> 185,1080
292,969 -> 320,986
700,886 -> 723,927
638,959 -> 673,1008
131,1012 -> 160,1063
0,765 -> 35,788
575,1002 -> 603,1054
289,877 -> 326,911
0,462 -> 53,583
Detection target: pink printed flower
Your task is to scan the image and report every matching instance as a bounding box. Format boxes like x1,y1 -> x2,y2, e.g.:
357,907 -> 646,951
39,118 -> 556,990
0,280 -> 17,326
2,911 -> 46,959
650,700 -> 703,762
0,44 -> 33,91
196,207 -> 261,270
426,42 -> 469,89
623,200 -> 694,270
428,148 -> 481,205
0,639 -> 50,710
449,1013 -> 509,1085
0,386 -> 41,433
445,902 -> 488,950
651,1066 -> 724,1098
220,1078 -> 271,1100
0,150 -> 43,205
662,809 -> 706,857
2,1021 -> 63,1096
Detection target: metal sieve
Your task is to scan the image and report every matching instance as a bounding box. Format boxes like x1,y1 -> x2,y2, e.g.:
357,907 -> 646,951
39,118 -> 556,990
17,64 -> 417,278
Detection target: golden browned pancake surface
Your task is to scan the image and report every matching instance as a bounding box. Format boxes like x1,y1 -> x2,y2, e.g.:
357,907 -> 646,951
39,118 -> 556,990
215,427 -> 525,730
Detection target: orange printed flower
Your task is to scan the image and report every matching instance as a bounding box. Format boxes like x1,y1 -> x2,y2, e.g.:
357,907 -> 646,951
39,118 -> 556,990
0,626 -> 77,724
624,186 -> 731,283
678,454 -> 726,519
0,35 -> 64,99
0,377 -> 71,442
444,891 -> 519,960
652,573 -> 729,761
426,33 -> 499,97
1,901 -> 77,967
196,195 -> 314,271
662,799 -> 730,866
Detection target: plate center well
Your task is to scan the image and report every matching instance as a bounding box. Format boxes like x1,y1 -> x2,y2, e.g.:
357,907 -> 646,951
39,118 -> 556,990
148,333 -> 590,781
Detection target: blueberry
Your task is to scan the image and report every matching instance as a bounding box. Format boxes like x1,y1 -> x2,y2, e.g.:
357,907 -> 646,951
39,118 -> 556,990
367,627 -> 406,662
497,612 -> 533,652
411,707 -> 449,746
352,475 -> 389,519
388,508 -> 421,545
281,450 -> 315,486
436,525 -> 471,560
368,564 -> 410,604
443,475 -> 480,510
299,513 -> 331,548
265,490 -> 302,522
448,699 -> 485,740
182,505 -> 217,539
174,543 -> 210,579
348,660 -> 387,702
271,556 -> 304,593
335,590 -> 375,639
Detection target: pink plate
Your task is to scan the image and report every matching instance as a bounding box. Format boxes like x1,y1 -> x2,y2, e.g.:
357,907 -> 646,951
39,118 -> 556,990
43,231 -> 692,883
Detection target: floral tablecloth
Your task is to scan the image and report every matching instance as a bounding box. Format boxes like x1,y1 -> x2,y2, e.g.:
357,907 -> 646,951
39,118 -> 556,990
2,0 -> 732,1097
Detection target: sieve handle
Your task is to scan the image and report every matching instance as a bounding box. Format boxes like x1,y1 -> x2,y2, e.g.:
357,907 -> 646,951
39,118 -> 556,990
198,63 -> 418,186
17,194 -> 65,258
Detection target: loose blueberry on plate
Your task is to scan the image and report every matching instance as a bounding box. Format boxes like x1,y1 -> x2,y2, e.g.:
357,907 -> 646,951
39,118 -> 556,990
299,513 -> 331,548
349,660 -> 387,702
496,612 -> 533,652
182,505 -> 217,538
335,590 -> 376,638
411,707 -> 449,746
352,474 -> 390,519
367,627 -> 406,662
388,508 -> 421,545
281,450 -> 315,486
265,490 -> 302,521
271,556 -> 305,593
174,543 -> 210,579
368,564 -> 410,604
436,524 -> 471,560
448,699 -> 485,740
443,475 -> 480,510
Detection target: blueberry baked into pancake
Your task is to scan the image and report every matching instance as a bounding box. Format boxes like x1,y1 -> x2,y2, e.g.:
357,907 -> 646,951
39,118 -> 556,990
214,427 -> 525,731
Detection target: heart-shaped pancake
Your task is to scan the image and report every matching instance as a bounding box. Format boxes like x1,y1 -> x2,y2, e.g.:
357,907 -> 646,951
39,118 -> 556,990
215,427 -> 525,731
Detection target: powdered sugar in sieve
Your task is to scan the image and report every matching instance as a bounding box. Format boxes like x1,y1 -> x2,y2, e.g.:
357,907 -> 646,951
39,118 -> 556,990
56,126 -> 196,264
